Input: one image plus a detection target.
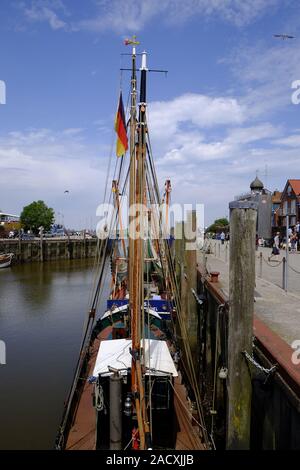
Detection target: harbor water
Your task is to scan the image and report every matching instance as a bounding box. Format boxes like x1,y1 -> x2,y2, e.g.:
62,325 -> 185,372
0,259 -> 110,449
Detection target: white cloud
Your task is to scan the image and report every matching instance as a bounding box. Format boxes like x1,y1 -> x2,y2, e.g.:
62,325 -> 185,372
273,134 -> 300,147
147,93 -> 245,143
0,128 -> 108,227
227,40 -> 300,117
19,0 -> 280,33
20,0 -> 68,30
142,91 -> 296,223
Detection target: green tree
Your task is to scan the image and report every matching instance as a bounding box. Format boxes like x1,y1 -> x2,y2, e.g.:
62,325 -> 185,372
20,200 -> 54,234
206,217 -> 229,233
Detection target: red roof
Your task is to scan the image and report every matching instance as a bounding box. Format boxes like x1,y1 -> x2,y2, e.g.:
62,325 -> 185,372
288,179 -> 300,197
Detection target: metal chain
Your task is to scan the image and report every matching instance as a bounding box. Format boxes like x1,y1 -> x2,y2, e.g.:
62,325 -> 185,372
288,263 -> 300,275
242,350 -> 277,375
261,255 -> 283,268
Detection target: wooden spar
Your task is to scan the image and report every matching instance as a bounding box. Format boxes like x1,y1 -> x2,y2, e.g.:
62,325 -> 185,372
112,180 -> 126,257
166,180 -> 172,296
164,180 -> 171,236
128,45 -> 149,449
128,46 -> 138,440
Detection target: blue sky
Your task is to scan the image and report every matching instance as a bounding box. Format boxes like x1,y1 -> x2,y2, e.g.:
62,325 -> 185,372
1,0 -> 300,228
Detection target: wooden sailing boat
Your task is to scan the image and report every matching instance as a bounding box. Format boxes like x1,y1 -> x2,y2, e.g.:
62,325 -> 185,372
0,253 -> 14,268
56,39 -> 209,451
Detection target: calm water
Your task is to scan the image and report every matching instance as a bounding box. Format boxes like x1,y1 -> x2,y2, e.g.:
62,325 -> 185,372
0,259 -> 110,450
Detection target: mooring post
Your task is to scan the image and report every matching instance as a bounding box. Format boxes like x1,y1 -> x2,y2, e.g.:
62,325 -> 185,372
259,251 -> 262,278
227,200 -> 257,450
18,231 -> 22,262
282,256 -> 286,290
185,210 -> 198,371
285,214 -> 289,292
83,229 -> 86,258
174,222 -> 183,283
225,242 -> 228,263
39,227 -> 44,262
218,241 -> 221,258
109,372 -> 122,450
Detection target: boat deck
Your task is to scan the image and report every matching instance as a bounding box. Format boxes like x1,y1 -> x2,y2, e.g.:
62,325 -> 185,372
65,336 -> 204,451
65,337 -> 100,450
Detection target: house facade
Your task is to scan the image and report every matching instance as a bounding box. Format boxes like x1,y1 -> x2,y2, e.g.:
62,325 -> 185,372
271,190 -> 282,229
278,180 -> 300,228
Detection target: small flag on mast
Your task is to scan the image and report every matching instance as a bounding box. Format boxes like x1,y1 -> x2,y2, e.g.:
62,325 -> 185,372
115,93 -> 128,157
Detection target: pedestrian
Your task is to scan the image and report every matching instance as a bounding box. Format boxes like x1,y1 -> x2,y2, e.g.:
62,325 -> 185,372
291,231 -> 298,253
220,231 -> 225,245
269,232 -> 280,260
296,221 -> 300,251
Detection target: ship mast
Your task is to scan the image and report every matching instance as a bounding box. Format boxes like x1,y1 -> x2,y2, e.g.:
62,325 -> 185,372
128,43 -> 150,449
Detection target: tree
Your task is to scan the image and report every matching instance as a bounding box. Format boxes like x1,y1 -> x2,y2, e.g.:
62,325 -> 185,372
20,200 -> 54,234
206,217 -> 229,234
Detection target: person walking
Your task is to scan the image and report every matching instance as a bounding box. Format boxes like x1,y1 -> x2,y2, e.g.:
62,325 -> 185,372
296,221 -> 300,251
269,232 -> 280,260
291,230 -> 298,253
220,231 -> 225,245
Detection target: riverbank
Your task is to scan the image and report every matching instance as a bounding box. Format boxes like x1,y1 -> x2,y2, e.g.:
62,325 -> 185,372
0,238 -> 99,263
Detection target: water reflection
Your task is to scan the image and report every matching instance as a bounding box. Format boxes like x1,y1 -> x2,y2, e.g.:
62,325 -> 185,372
0,258 -> 109,449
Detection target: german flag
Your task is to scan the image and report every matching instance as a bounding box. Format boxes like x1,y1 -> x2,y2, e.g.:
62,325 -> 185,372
115,93 -> 128,157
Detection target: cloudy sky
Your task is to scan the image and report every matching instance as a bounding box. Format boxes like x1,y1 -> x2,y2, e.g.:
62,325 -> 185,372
1,0 -> 300,228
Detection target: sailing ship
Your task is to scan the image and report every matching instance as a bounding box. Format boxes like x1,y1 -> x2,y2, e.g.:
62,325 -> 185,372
0,253 -> 14,268
56,39 -> 209,451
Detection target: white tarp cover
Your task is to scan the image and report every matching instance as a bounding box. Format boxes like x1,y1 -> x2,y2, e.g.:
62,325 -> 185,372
101,305 -> 162,320
92,338 -> 178,377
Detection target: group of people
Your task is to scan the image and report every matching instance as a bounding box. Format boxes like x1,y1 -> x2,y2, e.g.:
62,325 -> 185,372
271,222 -> 300,257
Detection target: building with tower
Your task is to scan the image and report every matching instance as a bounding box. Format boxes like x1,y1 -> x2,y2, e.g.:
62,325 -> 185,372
235,176 -> 272,242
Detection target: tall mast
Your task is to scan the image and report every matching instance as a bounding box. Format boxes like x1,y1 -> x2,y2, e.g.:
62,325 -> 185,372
129,46 -> 150,449
129,44 -> 137,323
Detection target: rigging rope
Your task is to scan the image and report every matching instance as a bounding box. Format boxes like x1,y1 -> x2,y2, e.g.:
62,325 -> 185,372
144,109 -> 211,448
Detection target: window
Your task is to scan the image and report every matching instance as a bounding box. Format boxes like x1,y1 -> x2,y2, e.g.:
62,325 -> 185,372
291,199 -> 296,215
283,201 -> 287,215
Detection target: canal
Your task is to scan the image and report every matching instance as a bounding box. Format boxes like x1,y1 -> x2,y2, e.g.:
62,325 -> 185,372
0,259 -> 110,449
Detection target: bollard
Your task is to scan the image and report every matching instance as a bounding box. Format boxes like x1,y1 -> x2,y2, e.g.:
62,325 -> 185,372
218,242 -> 221,258
282,257 -> 286,291
227,200 -> 257,450
259,252 -> 262,278
225,243 -> 228,263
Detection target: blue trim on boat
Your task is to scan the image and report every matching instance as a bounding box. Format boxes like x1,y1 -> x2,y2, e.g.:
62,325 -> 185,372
106,299 -> 172,320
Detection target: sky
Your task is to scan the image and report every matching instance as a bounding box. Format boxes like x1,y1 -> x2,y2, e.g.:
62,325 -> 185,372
1,0 -> 300,228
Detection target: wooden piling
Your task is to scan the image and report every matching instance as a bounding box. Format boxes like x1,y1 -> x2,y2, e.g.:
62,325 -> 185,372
185,210 -> 198,371
174,222 -> 184,282
226,200 -> 257,450
40,233 -> 44,262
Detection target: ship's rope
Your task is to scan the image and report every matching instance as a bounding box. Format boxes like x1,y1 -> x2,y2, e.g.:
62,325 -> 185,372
56,83 -> 132,447
144,109 -> 211,449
